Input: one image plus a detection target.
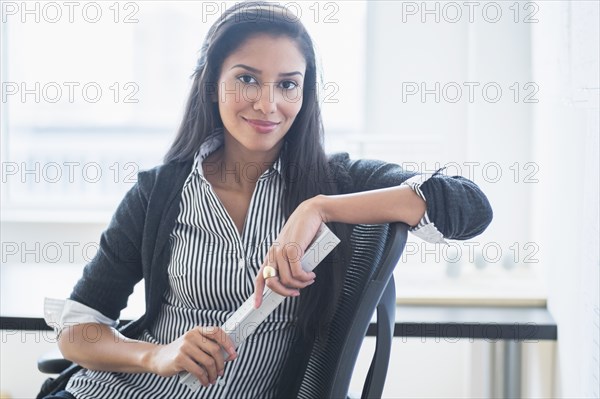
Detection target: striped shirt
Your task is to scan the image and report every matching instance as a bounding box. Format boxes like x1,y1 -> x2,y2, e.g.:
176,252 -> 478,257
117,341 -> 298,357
65,130 -> 300,398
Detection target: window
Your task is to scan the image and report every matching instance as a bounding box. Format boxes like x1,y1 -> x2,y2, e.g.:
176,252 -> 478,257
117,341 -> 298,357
1,1 -> 366,216
1,1 -> 544,307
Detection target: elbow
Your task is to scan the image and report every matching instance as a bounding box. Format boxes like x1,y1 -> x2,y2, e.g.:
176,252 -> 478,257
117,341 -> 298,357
57,326 -> 75,362
57,325 -> 85,365
481,197 -> 494,231
421,177 -> 494,241
466,195 -> 493,239
456,186 -> 494,240
57,324 -> 95,367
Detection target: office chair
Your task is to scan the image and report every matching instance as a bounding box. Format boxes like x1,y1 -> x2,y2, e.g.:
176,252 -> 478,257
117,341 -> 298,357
38,222 -> 408,399
278,222 -> 408,399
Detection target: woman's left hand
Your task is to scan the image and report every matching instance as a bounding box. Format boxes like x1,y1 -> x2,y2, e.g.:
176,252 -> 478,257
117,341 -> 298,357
254,197 -> 325,308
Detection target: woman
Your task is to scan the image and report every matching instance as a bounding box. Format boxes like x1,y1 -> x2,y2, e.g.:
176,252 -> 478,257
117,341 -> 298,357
43,2 -> 493,398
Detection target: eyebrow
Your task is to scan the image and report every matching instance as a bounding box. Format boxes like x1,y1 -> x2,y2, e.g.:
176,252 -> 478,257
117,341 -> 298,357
230,64 -> 304,78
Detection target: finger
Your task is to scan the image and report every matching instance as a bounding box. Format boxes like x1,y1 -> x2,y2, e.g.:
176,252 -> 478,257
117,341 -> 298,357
201,327 -> 237,361
286,250 -> 317,288
191,329 -> 221,383
202,342 -> 225,380
197,349 -> 219,383
185,338 -> 224,378
265,276 -> 301,297
254,269 -> 265,309
182,356 -> 210,387
282,243 -> 315,282
276,250 -> 315,289
275,249 -> 299,289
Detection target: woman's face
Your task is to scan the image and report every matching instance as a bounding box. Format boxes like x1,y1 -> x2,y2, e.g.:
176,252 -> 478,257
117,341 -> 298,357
216,34 -> 306,156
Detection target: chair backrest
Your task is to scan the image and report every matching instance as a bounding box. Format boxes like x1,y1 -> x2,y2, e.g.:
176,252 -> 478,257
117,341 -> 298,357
287,222 -> 408,398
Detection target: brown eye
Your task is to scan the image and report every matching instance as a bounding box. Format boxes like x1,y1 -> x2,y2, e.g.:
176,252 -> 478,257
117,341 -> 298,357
238,75 -> 257,84
279,80 -> 298,90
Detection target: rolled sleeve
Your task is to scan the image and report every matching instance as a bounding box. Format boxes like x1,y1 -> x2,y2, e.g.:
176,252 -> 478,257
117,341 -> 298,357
401,173 -> 448,244
44,297 -> 118,335
419,170 -> 493,240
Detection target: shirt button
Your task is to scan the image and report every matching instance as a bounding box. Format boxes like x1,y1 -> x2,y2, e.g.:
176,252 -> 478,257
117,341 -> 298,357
217,379 -> 226,387
238,258 -> 245,269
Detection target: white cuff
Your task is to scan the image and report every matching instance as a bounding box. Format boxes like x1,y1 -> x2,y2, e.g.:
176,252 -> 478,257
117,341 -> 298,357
401,173 -> 448,245
44,297 -> 118,335
410,222 -> 448,245
401,172 -> 435,200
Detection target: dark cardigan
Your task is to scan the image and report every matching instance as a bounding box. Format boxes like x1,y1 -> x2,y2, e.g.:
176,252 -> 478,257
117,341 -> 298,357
70,152 -> 493,340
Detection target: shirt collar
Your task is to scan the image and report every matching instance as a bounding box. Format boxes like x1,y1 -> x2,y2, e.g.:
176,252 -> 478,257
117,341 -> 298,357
192,128 -> 284,181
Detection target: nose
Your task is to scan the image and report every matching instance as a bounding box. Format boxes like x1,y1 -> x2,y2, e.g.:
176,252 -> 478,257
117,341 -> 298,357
253,84 -> 277,114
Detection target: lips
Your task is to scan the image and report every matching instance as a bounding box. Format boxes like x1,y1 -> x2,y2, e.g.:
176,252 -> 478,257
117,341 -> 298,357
243,117 -> 280,126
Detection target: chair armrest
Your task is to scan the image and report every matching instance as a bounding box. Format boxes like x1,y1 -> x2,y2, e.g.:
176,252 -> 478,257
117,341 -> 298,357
38,350 -> 73,374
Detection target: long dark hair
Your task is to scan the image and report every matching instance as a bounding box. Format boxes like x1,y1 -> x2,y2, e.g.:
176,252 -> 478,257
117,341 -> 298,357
164,1 -> 353,343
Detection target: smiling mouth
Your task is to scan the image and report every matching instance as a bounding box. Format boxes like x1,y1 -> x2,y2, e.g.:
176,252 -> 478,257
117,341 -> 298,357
242,117 -> 280,126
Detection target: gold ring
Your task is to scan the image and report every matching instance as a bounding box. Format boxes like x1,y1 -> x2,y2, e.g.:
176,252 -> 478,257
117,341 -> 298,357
263,265 -> 278,280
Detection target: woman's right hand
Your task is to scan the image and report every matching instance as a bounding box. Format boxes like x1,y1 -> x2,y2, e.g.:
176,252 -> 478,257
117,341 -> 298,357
148,326 -> 237,387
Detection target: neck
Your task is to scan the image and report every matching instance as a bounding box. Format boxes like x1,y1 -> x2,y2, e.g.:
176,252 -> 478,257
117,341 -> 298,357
205,134 -> 283,192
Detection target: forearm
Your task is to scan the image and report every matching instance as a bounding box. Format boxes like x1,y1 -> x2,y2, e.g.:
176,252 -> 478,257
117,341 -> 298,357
313,185 -> 426,227
58,323 -> 157,374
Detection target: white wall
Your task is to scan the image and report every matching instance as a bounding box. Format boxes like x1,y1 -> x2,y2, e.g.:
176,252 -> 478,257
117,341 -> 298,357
364,0 -> 534,246
530,2 -> 600,398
